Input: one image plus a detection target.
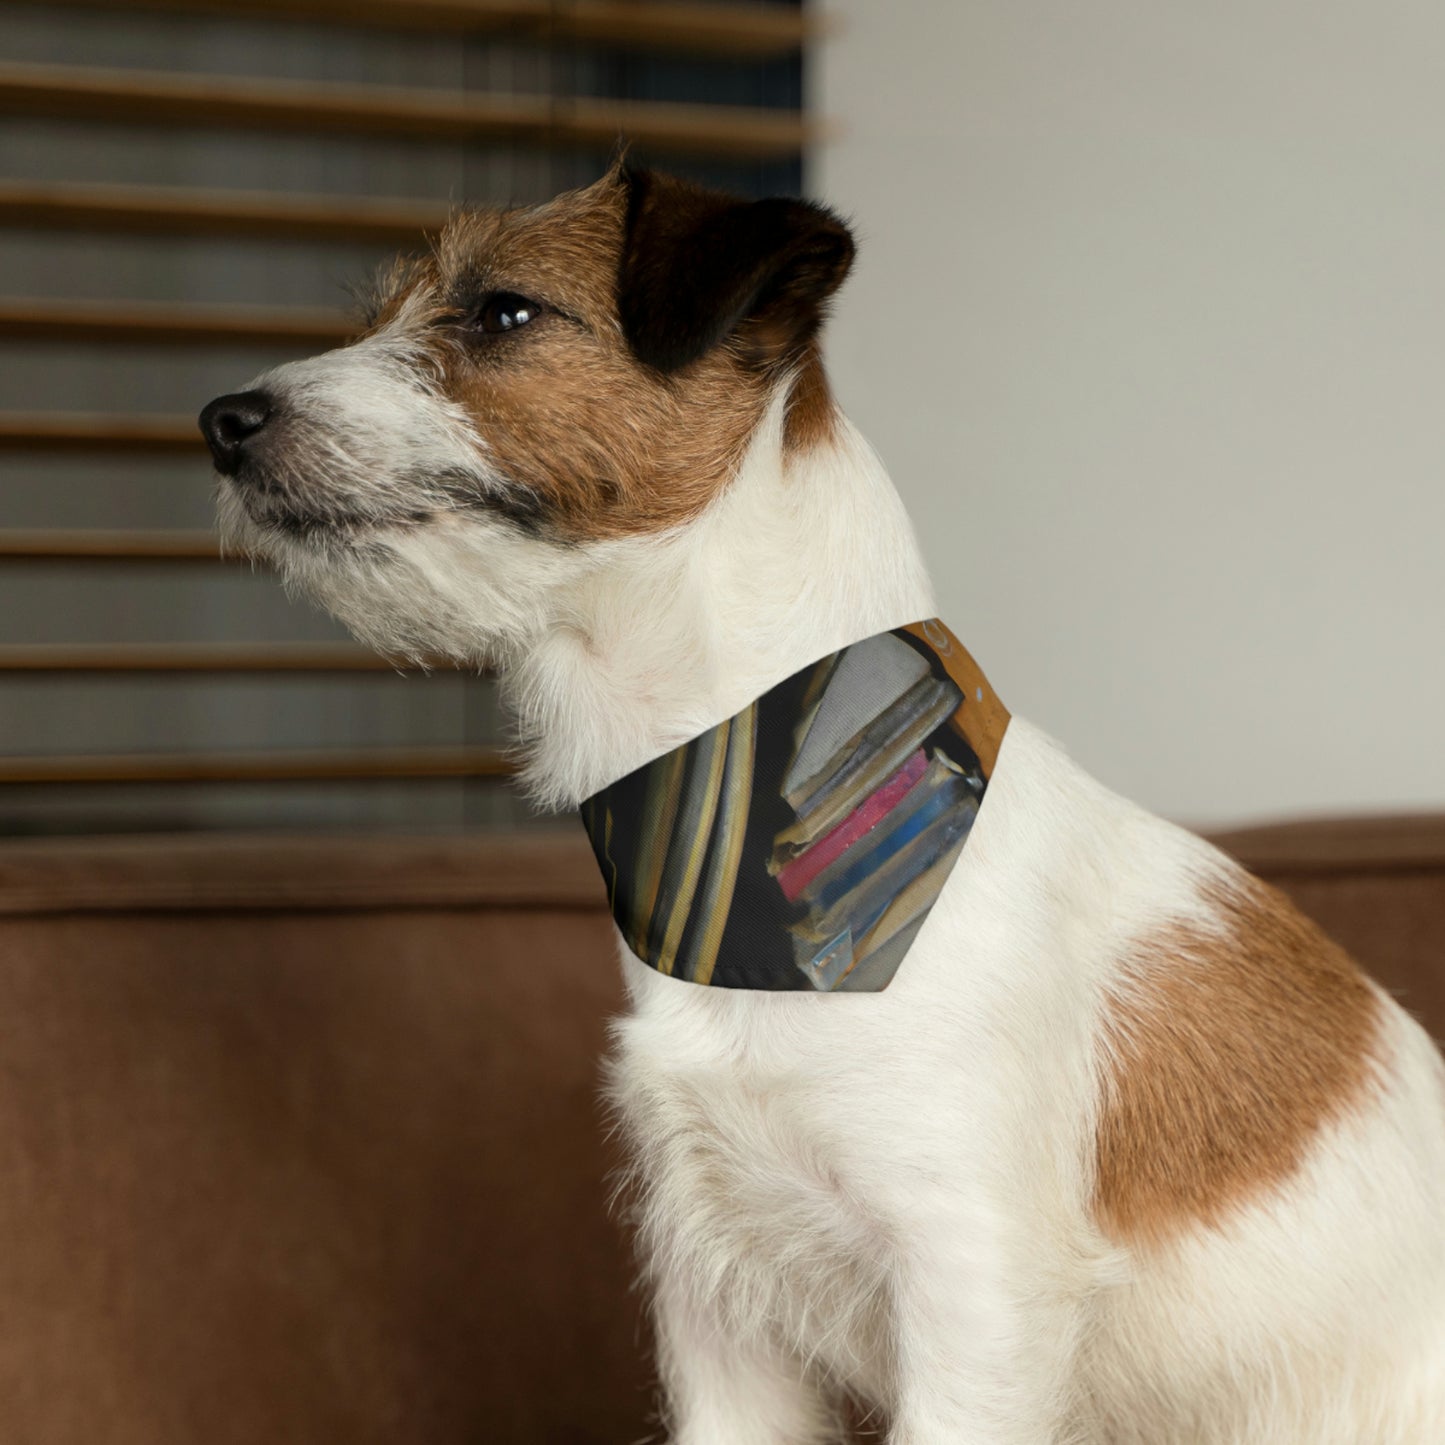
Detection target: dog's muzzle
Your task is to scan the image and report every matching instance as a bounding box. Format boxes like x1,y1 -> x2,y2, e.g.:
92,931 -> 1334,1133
199,390 -> 274,476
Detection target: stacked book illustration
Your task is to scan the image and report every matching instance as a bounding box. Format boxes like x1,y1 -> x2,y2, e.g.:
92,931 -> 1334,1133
580,620 -> 1001,992
769,632 -> 981,991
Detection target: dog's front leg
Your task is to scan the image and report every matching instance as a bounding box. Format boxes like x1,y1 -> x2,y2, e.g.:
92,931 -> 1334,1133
884,1225 -> 1085,1445
654,1274 -> 842,1445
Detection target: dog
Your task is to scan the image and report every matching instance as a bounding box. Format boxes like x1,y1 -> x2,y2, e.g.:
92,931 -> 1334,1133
200,164 -> 1445,1443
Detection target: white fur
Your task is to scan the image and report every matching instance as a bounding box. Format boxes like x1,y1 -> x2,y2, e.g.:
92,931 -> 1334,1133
221,349 -> 1445,1442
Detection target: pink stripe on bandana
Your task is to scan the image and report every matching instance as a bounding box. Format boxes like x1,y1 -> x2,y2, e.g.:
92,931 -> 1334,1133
776,748 -> 930,904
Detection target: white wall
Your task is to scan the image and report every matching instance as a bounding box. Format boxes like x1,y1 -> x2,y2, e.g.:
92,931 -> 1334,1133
813,1 -> 1445,827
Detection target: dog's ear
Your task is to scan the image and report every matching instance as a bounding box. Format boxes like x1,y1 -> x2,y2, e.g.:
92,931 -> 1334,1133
618,167 -> 855,375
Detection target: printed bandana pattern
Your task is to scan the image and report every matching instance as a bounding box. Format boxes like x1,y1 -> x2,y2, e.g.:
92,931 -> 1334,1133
580,620 -> 1009,991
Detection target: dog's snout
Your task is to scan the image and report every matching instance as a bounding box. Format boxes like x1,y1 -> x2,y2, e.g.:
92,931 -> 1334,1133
199,390 -> 273,475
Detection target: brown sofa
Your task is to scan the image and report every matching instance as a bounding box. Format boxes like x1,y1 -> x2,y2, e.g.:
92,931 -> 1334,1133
0,819 -> 1440,1443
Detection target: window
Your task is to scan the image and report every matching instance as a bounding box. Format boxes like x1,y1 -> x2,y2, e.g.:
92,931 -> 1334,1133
0,0 -> 811,835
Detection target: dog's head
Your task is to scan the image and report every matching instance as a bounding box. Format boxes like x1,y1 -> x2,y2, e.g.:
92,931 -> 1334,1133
199,166 -> 854,663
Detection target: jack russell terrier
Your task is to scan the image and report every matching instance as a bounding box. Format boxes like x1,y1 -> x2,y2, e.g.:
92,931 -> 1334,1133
200,164 -> 1445,1444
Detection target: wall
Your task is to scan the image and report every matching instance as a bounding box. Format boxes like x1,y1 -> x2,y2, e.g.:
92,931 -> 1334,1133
813,1 -> 1445,827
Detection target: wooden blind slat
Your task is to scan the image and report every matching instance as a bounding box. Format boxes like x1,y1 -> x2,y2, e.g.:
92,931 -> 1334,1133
0,297 -> 353,348
0,643 -> 416,672
0,530 -> 227,561
21,0 -> 815,58
563,0 -> 815,57
0,180 -> 449,244
0,746 -> 513,784
0,62 -> 818,161
0,412 -> 201,452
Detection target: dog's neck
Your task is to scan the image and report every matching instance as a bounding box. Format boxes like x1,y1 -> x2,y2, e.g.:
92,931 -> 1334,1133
504,392 -> 937,810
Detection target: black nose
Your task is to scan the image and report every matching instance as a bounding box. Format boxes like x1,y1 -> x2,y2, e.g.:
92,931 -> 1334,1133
199,390 -> 272,475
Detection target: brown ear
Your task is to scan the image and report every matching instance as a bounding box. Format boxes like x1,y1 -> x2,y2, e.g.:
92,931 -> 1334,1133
617,167 -> 855,375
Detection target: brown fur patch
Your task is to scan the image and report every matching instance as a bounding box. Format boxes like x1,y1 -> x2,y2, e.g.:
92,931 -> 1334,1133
782,341 -> 839,453
364,171 -> 846,541
358,169 -> 855,543
1094,872 -> 1382,1247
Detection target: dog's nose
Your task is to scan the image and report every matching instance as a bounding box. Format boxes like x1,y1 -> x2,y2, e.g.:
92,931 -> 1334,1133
199,390 -> 273,475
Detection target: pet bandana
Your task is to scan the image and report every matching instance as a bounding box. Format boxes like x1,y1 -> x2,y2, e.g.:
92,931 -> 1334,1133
579,620 -> 1009,992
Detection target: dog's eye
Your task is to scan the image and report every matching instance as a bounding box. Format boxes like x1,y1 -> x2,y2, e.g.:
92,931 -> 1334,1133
474,292 -> 542,335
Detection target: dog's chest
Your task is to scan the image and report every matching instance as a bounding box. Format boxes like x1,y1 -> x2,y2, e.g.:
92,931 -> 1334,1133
611,992 -> 895,1386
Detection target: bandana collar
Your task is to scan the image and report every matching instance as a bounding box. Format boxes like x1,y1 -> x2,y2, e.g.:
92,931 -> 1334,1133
579,620 -> 1009,992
